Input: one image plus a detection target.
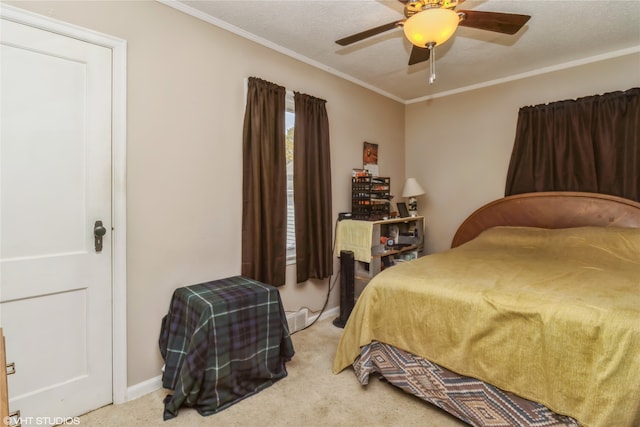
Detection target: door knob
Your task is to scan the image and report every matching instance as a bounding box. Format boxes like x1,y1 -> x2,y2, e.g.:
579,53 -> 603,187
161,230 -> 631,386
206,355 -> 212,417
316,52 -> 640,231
94,220 -> 107,253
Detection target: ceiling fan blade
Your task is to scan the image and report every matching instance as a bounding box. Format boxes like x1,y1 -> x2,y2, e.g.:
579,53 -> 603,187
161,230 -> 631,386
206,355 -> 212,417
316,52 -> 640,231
408,45 -> 430,65
458,10 -> 531,35
335,21 -> 402,46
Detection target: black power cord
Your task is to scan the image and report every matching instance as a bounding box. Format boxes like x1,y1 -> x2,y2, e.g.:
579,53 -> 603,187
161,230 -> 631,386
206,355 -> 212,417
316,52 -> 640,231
290,217 -> 341,334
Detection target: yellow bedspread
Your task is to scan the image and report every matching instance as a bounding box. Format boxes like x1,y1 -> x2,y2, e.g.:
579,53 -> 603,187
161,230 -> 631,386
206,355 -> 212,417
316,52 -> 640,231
333,226 -> 640,427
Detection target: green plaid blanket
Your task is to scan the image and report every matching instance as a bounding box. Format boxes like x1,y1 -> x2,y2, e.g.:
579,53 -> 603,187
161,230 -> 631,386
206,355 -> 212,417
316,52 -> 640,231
159,276 -> 295,420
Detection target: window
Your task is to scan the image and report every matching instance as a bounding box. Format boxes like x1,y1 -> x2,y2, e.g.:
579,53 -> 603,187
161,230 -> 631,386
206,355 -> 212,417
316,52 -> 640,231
285,92 -> 295,262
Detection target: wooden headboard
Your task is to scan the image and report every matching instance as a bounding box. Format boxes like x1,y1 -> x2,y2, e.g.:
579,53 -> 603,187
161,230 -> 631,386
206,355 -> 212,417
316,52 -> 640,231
451,192 -> 640,248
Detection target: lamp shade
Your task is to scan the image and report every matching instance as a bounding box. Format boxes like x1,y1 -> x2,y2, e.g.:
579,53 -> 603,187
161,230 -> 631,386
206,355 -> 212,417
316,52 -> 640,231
403,8 -> 460,47
402,178 -> 425,197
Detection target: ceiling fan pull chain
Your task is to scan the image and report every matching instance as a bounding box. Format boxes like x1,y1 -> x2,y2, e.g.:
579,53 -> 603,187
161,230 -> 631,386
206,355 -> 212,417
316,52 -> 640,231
428,42 -> 436,84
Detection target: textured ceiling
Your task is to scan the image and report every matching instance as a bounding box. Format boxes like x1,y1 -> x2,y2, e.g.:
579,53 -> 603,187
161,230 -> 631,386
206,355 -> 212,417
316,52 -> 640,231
163,0 -> 640,103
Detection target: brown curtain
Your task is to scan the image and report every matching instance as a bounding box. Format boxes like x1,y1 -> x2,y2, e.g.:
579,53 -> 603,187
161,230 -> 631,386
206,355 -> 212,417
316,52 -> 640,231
293,92 -> 333,283
505,88 -> 640,201
241,77 -> 287,286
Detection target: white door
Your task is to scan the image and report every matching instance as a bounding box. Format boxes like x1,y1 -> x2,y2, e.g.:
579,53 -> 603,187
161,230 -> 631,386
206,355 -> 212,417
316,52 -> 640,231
0,18 -> 112,422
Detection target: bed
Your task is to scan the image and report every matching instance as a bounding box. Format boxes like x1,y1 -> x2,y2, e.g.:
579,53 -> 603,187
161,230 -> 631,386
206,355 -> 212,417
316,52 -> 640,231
333,192 -> 640,427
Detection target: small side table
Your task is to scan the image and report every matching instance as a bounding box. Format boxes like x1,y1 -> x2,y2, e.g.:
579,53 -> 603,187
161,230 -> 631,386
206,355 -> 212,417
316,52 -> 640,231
159,276 -> 295,419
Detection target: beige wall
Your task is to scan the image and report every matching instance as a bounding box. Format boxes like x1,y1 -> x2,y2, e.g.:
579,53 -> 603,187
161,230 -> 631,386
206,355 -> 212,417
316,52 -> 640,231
406,52 -> 640,253
7,1 -> 405,386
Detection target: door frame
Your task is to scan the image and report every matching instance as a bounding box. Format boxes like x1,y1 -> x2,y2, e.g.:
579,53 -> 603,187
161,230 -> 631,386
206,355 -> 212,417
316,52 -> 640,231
1,4 -> 128,405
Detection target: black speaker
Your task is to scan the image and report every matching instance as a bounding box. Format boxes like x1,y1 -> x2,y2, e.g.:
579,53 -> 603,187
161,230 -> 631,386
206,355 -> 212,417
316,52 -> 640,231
333,250 -> 355,328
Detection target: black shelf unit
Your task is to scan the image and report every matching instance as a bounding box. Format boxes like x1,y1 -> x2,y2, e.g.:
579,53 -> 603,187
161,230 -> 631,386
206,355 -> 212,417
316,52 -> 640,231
351,175 -> 391,220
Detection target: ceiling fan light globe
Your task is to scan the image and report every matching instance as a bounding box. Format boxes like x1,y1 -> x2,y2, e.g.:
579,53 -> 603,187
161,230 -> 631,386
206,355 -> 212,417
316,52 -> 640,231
403,8 -> 460,47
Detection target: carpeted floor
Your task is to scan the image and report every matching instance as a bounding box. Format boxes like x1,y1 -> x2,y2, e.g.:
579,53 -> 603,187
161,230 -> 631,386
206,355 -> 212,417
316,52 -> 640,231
79,318 -> 466,426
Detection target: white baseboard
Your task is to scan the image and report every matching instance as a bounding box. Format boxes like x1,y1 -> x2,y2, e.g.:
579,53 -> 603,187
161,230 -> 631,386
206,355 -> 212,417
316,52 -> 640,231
125,375 -> 162,402
314,306 -> 339,323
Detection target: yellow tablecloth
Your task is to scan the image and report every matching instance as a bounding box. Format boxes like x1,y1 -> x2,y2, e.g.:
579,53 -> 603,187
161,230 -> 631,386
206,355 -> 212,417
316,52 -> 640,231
334,220 -> 374,262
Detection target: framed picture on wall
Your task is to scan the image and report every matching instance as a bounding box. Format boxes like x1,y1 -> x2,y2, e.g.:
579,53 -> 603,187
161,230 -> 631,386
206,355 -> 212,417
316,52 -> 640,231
397,202 -> 409,218
363,142 -> 379,176
363,142 -> 378,165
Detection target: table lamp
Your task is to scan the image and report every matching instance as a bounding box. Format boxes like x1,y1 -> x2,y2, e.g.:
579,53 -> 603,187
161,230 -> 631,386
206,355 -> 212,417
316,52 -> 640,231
401,178 -> 425,217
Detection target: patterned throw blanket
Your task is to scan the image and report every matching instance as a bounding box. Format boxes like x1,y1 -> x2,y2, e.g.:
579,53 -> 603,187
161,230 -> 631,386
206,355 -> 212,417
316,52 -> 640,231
159,276 -> 295,419
355,342 -> 579,427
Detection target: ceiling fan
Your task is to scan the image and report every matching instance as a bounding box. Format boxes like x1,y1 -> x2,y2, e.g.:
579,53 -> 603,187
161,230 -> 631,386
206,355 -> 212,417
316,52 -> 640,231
335,0 -> 531,83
